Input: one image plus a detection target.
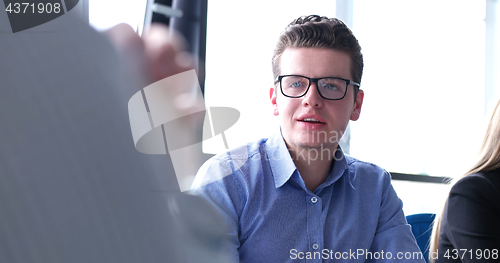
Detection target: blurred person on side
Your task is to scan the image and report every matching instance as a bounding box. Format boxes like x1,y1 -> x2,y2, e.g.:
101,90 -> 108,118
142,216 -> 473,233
430,99 -> 500,262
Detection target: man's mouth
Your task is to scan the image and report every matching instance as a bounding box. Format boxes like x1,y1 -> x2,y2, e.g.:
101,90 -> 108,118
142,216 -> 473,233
299,118 -> 325,124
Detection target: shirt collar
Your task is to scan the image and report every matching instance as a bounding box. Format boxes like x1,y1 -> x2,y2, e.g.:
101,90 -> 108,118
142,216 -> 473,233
265,127 -> 351,189
265,128 -> 296,188
319,145 -> 349,190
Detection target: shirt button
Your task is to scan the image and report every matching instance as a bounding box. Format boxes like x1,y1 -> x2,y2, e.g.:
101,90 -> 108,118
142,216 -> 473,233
311,196 -> 318,203
312,243 -> 319,250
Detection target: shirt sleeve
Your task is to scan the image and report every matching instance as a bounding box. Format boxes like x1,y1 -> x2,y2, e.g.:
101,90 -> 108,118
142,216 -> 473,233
443,174 -> 500,263
368,171 -> 426,262
189,156 -> 243,263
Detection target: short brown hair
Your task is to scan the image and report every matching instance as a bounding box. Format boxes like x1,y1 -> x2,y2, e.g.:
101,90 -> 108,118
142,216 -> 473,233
272,15 -> 363,93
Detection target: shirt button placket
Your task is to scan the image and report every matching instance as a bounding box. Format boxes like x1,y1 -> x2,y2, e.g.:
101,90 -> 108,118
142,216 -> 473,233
307,195 -> 322,262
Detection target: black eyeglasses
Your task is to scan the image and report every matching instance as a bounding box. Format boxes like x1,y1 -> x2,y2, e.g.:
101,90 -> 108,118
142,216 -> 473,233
274,75 -> 360,100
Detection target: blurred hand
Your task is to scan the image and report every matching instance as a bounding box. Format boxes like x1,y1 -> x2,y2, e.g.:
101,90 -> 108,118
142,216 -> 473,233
143,24 -> 196,84
105,23 -> 196,86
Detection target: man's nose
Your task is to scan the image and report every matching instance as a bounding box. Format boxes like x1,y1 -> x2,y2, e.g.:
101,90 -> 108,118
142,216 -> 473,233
302,82 -> 323,107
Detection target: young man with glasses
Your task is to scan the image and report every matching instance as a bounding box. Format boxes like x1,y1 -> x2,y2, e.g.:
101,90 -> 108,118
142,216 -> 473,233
191,15 -> 424,262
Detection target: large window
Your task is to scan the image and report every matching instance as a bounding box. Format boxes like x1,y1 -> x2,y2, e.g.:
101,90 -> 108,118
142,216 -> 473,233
351,0 -> 488,179
350,0 -> 500,214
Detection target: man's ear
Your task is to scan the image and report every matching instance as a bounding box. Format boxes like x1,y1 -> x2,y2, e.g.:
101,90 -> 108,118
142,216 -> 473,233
270,87 -> 279,116
350,89 -> 364,121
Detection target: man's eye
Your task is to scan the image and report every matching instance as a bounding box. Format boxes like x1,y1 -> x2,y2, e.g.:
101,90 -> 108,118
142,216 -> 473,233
290,82 -> 304,88
323,83 -> 339,90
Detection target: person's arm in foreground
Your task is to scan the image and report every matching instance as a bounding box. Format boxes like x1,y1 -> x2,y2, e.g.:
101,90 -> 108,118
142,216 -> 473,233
190,156 -> 242,263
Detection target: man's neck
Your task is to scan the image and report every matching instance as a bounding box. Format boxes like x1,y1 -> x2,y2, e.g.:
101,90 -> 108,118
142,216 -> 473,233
287,144 -> 337,192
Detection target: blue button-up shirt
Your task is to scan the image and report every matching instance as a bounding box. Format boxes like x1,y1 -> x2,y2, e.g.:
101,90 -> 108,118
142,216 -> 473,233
191,130 -> 424,262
